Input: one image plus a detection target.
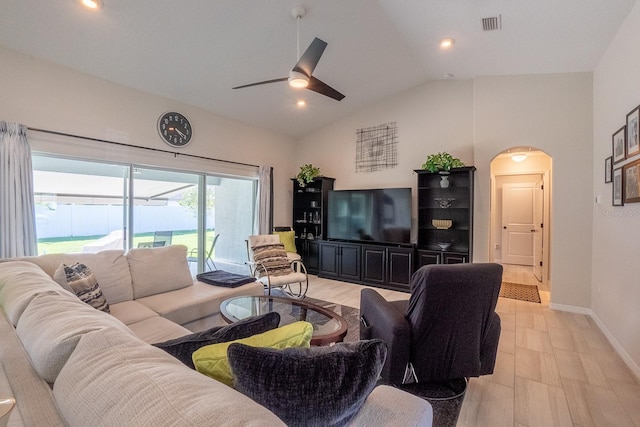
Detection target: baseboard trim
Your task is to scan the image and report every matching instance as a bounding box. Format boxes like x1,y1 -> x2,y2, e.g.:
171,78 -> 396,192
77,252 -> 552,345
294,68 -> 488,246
549,302 -> 640,382
548,302 -> 593,315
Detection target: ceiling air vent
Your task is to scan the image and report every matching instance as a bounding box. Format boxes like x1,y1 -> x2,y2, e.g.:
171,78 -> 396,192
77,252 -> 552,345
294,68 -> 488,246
482,15 -> 502,31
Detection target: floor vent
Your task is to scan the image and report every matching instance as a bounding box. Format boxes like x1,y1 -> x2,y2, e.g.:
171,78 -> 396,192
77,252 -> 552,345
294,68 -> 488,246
482,15 -> 502,31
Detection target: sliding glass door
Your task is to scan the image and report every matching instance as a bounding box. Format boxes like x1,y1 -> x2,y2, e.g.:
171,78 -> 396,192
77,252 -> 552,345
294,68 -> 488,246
32,154 -> 258,273
32,155 -> 129,254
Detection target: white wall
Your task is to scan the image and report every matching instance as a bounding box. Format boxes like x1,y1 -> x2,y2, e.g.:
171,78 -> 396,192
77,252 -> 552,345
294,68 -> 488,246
593,1 -> 640,374
474,73 -> 593,308
297,73 -> 593,308
295,79 -> 475,243
0,46 -> 296,227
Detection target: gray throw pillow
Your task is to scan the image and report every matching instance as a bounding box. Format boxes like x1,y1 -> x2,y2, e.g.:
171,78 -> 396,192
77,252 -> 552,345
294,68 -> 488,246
153,312 -> 281,369
55,262 -> 110,313
227,339 -> 387,427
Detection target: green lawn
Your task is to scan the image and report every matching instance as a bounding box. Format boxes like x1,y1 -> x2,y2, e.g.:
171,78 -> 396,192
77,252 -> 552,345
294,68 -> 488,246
37,230 -> 214,255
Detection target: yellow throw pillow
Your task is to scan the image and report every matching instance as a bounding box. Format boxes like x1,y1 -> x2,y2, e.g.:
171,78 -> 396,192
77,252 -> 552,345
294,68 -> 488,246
192,321 -> 313,387
273,230 -> 297,254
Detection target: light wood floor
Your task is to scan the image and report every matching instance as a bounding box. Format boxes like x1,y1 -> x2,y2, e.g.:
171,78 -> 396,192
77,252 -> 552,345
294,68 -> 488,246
306,265 -> 640,427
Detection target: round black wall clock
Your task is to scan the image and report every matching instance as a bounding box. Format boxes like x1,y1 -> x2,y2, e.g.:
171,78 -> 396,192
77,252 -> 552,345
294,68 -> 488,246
158,112 -> 193,148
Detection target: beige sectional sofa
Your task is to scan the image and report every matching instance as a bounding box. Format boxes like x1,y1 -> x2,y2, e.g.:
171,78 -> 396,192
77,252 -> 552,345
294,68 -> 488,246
0,245 -> 433,426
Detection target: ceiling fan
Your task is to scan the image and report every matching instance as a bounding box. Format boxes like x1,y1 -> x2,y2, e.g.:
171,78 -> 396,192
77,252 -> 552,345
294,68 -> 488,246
232,7 -> 345,101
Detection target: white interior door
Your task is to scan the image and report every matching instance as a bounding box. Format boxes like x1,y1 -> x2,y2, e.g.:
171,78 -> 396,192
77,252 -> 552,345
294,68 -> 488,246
533,179 -> 544,281
502,182 -> 536,265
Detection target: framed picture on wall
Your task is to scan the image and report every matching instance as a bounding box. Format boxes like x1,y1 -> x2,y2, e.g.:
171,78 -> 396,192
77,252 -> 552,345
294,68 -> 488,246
605,156 -> 613,183
626,105 -> 640,158
613,125 -> 627,163
623,158 -> 640,203
613,167 -> 624,206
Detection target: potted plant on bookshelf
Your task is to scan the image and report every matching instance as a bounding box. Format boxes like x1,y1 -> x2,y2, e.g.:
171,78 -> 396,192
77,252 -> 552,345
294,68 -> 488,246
421,152 -> 465,188
295,164 -> 321,187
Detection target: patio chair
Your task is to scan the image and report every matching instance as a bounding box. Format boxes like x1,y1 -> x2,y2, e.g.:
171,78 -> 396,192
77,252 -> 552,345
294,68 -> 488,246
187,233 -> 219,271
153,231 -> 173,246
246,234 -> 308,299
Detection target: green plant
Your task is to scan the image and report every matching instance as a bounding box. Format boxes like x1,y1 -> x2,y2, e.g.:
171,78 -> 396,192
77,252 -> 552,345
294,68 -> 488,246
421,152 -> 465,172
296,164 -> 320,187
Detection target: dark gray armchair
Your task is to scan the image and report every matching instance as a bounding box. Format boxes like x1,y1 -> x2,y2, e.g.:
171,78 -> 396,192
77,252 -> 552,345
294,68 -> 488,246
360,263 -> 502,387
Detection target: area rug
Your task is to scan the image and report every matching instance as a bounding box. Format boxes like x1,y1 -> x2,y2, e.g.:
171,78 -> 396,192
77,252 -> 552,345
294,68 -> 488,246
499,281 -> 541,303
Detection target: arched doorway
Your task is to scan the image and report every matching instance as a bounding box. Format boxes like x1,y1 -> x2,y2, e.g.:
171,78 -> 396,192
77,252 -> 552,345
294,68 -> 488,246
490,147 -> 552,294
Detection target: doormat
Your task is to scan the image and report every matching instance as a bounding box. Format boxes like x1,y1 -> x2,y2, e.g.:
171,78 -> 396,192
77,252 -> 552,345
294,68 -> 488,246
499,282 -> 541,303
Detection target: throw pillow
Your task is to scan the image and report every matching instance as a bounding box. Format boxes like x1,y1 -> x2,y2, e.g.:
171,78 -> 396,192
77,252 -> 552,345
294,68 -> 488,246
272,230 -> 297,254
55,262 -> 110,313
192,321 -> 313,387
52,264 -> 75,294
251,243 -> 291,278
227,339 -> 388,427
153,312 -> 281,369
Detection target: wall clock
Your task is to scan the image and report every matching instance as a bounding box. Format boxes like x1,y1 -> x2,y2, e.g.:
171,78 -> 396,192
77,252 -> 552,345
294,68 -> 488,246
158,112 -> 192,148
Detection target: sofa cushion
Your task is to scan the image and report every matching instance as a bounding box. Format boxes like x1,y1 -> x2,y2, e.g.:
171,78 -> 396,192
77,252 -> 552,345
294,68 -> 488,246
126,316 -> 191,344
53,327 -> 286,426
153,312 -> 281,369
228,339 -> 388,427
54,262 -> 110,313
108,300 -> 159,326
16,250 -> 134,304
0,261 -> 74,326
136,280 -> 264,326
16,292 -> 132,384
0,305 -> 68,427
193,321 -> 313,387
127,245 -> 193,299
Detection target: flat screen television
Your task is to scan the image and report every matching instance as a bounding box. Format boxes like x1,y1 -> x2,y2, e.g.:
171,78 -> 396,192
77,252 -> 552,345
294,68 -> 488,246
327,188 -> 411,245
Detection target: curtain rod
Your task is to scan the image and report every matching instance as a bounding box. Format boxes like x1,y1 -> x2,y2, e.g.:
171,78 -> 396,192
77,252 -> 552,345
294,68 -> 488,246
27,127 -> 259,168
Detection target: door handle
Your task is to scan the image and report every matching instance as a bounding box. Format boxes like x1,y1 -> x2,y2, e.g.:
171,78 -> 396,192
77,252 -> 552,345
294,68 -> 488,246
503,226 -> 507,229
531,229 -> 535,232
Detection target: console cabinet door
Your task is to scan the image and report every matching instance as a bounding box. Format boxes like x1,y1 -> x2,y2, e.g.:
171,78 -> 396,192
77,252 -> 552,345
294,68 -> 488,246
362,245 -> 386,285
444,253 -> 467,264
305,240 -> 319,272
318,242 -> 340,278
339,244 -> 361,282
387,247 -> 413,289
417,250 -> 441,268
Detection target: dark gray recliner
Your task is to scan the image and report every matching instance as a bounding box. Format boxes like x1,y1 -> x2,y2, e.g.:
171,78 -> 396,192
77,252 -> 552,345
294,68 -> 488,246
360,263 -> 502,387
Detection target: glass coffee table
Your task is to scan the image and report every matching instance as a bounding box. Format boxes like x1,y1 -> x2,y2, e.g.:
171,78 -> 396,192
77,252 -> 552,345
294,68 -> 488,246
220,295 -> 348,345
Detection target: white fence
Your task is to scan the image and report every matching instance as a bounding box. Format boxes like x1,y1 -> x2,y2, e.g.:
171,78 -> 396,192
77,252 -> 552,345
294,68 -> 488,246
36,204 -> 205,238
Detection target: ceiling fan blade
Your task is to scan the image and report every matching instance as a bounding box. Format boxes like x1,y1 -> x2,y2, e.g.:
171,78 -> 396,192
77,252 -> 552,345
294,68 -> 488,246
232,77 -> 288,90
307,76 -> 345,101
292,37 -> 327,77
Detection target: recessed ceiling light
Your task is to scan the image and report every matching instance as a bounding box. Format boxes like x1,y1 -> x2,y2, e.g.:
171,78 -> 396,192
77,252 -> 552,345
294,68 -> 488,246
439,38 -> 455,49
511,153 -> 528,162
297,100 -> 307,107
81,0 -> 103,10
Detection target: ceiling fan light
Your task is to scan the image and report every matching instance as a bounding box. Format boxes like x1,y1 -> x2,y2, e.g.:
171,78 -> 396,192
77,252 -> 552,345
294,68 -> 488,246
288,71 -> 309,88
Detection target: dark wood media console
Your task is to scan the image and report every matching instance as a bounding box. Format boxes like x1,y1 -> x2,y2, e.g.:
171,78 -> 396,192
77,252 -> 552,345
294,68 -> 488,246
317,239 -> 414,292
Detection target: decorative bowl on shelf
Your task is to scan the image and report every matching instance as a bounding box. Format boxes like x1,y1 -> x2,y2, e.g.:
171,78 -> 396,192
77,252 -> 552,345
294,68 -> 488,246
432,219 -> 452,229
437,241 -> 453,251
434,197 -> 455,208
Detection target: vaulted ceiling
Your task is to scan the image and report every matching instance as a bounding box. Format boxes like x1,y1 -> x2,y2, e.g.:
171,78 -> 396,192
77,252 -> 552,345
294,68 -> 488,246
0,0 -> 635,138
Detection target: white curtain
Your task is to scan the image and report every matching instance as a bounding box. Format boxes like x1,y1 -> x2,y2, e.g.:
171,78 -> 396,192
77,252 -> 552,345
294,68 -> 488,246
256,166 -> 273,235
0,122 -> 37,257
